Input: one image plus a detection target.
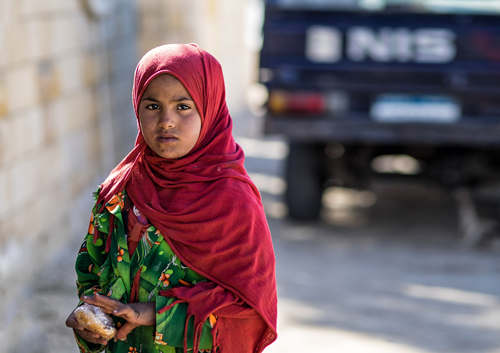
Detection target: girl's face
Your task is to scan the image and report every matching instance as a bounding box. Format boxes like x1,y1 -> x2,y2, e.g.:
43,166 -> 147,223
138,74 -> 202,159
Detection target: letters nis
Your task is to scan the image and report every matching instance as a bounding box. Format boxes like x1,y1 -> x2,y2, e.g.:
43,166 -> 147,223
306,25 -> 456,64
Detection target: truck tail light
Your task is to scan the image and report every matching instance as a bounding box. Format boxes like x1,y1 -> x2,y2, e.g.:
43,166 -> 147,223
268,90 -> 326,115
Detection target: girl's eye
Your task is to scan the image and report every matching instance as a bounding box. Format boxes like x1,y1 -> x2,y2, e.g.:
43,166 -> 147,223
146,103 -> 160,110
177,103 -> 191,111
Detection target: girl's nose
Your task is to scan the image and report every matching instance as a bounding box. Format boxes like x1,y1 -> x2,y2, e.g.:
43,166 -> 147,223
159,109 -> 175,128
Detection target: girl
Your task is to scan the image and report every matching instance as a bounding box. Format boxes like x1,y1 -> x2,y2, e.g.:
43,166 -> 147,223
65,43 -> 277,353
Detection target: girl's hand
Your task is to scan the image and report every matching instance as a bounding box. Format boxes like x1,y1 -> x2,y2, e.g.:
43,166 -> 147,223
65,310 -> 111,345
82,294 -> 155,341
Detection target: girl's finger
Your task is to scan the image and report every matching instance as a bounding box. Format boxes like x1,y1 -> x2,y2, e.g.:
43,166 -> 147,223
115,321 -> 138,341
82,293 -> 122,312
111,305 -> 133,319
65,313 -> 81,329
76,328 -> 108,345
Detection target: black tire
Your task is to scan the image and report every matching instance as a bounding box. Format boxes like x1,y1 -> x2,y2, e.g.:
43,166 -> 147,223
285,142 -> 324,220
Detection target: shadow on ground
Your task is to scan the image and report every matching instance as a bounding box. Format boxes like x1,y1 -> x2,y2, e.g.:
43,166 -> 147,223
266,182 -> 500,353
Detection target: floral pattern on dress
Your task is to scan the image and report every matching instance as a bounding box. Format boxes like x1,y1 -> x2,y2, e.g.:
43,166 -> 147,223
74,189 -> 213,353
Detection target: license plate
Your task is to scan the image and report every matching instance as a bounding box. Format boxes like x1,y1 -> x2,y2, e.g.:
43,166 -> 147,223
371,94 -> 460,123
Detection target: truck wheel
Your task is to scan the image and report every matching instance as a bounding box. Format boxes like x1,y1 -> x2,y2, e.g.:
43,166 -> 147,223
285,142 -> 324,220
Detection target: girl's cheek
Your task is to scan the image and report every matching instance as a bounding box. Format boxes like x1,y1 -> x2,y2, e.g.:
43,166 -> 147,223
139,112 -> 152,128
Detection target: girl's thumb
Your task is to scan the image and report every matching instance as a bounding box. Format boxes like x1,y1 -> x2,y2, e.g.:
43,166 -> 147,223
115,322 -> 137,341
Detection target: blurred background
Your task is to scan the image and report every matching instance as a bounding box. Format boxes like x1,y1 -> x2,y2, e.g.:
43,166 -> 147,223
1,0 -> 500,352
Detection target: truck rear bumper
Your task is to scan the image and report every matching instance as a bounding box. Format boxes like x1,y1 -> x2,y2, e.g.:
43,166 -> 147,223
264,115 -> 500,147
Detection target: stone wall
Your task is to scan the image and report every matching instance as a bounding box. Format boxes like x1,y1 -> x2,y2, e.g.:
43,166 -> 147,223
0,0 -> 138,345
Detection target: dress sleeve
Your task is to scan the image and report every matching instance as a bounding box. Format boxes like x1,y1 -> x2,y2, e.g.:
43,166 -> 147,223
75,197 -> 114,297
73,199 -> 111,353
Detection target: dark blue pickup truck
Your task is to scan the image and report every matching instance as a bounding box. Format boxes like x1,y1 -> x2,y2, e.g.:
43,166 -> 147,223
259,0 -> 500,238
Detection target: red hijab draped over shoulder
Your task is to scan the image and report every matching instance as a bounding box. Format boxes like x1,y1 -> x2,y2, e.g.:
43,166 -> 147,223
97,44 -> 277,353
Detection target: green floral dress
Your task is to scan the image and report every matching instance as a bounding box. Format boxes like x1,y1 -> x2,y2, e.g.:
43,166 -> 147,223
74,190 -> 214,353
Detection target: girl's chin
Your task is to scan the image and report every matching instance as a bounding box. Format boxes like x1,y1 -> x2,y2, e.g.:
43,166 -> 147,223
152,147 -> 186,160
157,137 -> 178,143
147,141 -> 194,159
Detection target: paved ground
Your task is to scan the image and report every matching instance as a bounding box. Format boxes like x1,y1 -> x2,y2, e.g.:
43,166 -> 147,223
241,134 -> 500,353
8,113 -> 500,353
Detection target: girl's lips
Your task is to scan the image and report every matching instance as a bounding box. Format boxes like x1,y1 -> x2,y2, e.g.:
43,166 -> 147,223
157,135 -> 178,142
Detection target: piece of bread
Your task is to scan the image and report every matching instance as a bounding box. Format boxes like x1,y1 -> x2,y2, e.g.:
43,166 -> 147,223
74,303 -> 117,340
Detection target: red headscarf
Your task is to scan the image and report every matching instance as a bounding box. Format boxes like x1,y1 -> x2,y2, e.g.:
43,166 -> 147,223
98,44 -> 277,352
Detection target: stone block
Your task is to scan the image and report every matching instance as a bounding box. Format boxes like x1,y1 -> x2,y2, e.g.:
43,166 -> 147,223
58,54 -> 84,93
115,5 -> 136,39
6,15 -> 60,64
65,90 -> 95,133
18,0 -> 45,18
4,21 -> 30,65
0,0 -> 12,25
6,63 -> 39,113
19,0 -> 80,19
82,50 -> 100,88
7,158 -> 31,209
0,25 -> 6,69
0,168 -> 7,217
47,0 -> 81,14
27,18 -> 52,60
138,15 -> 165,38
0,72 -> 7,117
20,108 -> 44,155
20,157 -> 40,205
44,92 -> 92,144
87,124 -> 103,163
49,16 -> 83,56
100,14 -> 118,42
84,21 -> 104,51
36,184 -> 65,235
0,119 -> 10,165
0,117 -> 18,165
60,132 -> 85,179
110,43 -> 137,79
37,59 -> 62,103
44,98 -> 66,144
72,11 -> 92,50
18,188 -> 43,237
37,143 -> 64,190
1,109 -> 43,162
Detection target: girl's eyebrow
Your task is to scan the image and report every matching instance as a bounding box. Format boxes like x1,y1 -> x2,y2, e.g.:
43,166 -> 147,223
142,96 -> 193,102
142,96 -> 160,102
172,96 -> 193,102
